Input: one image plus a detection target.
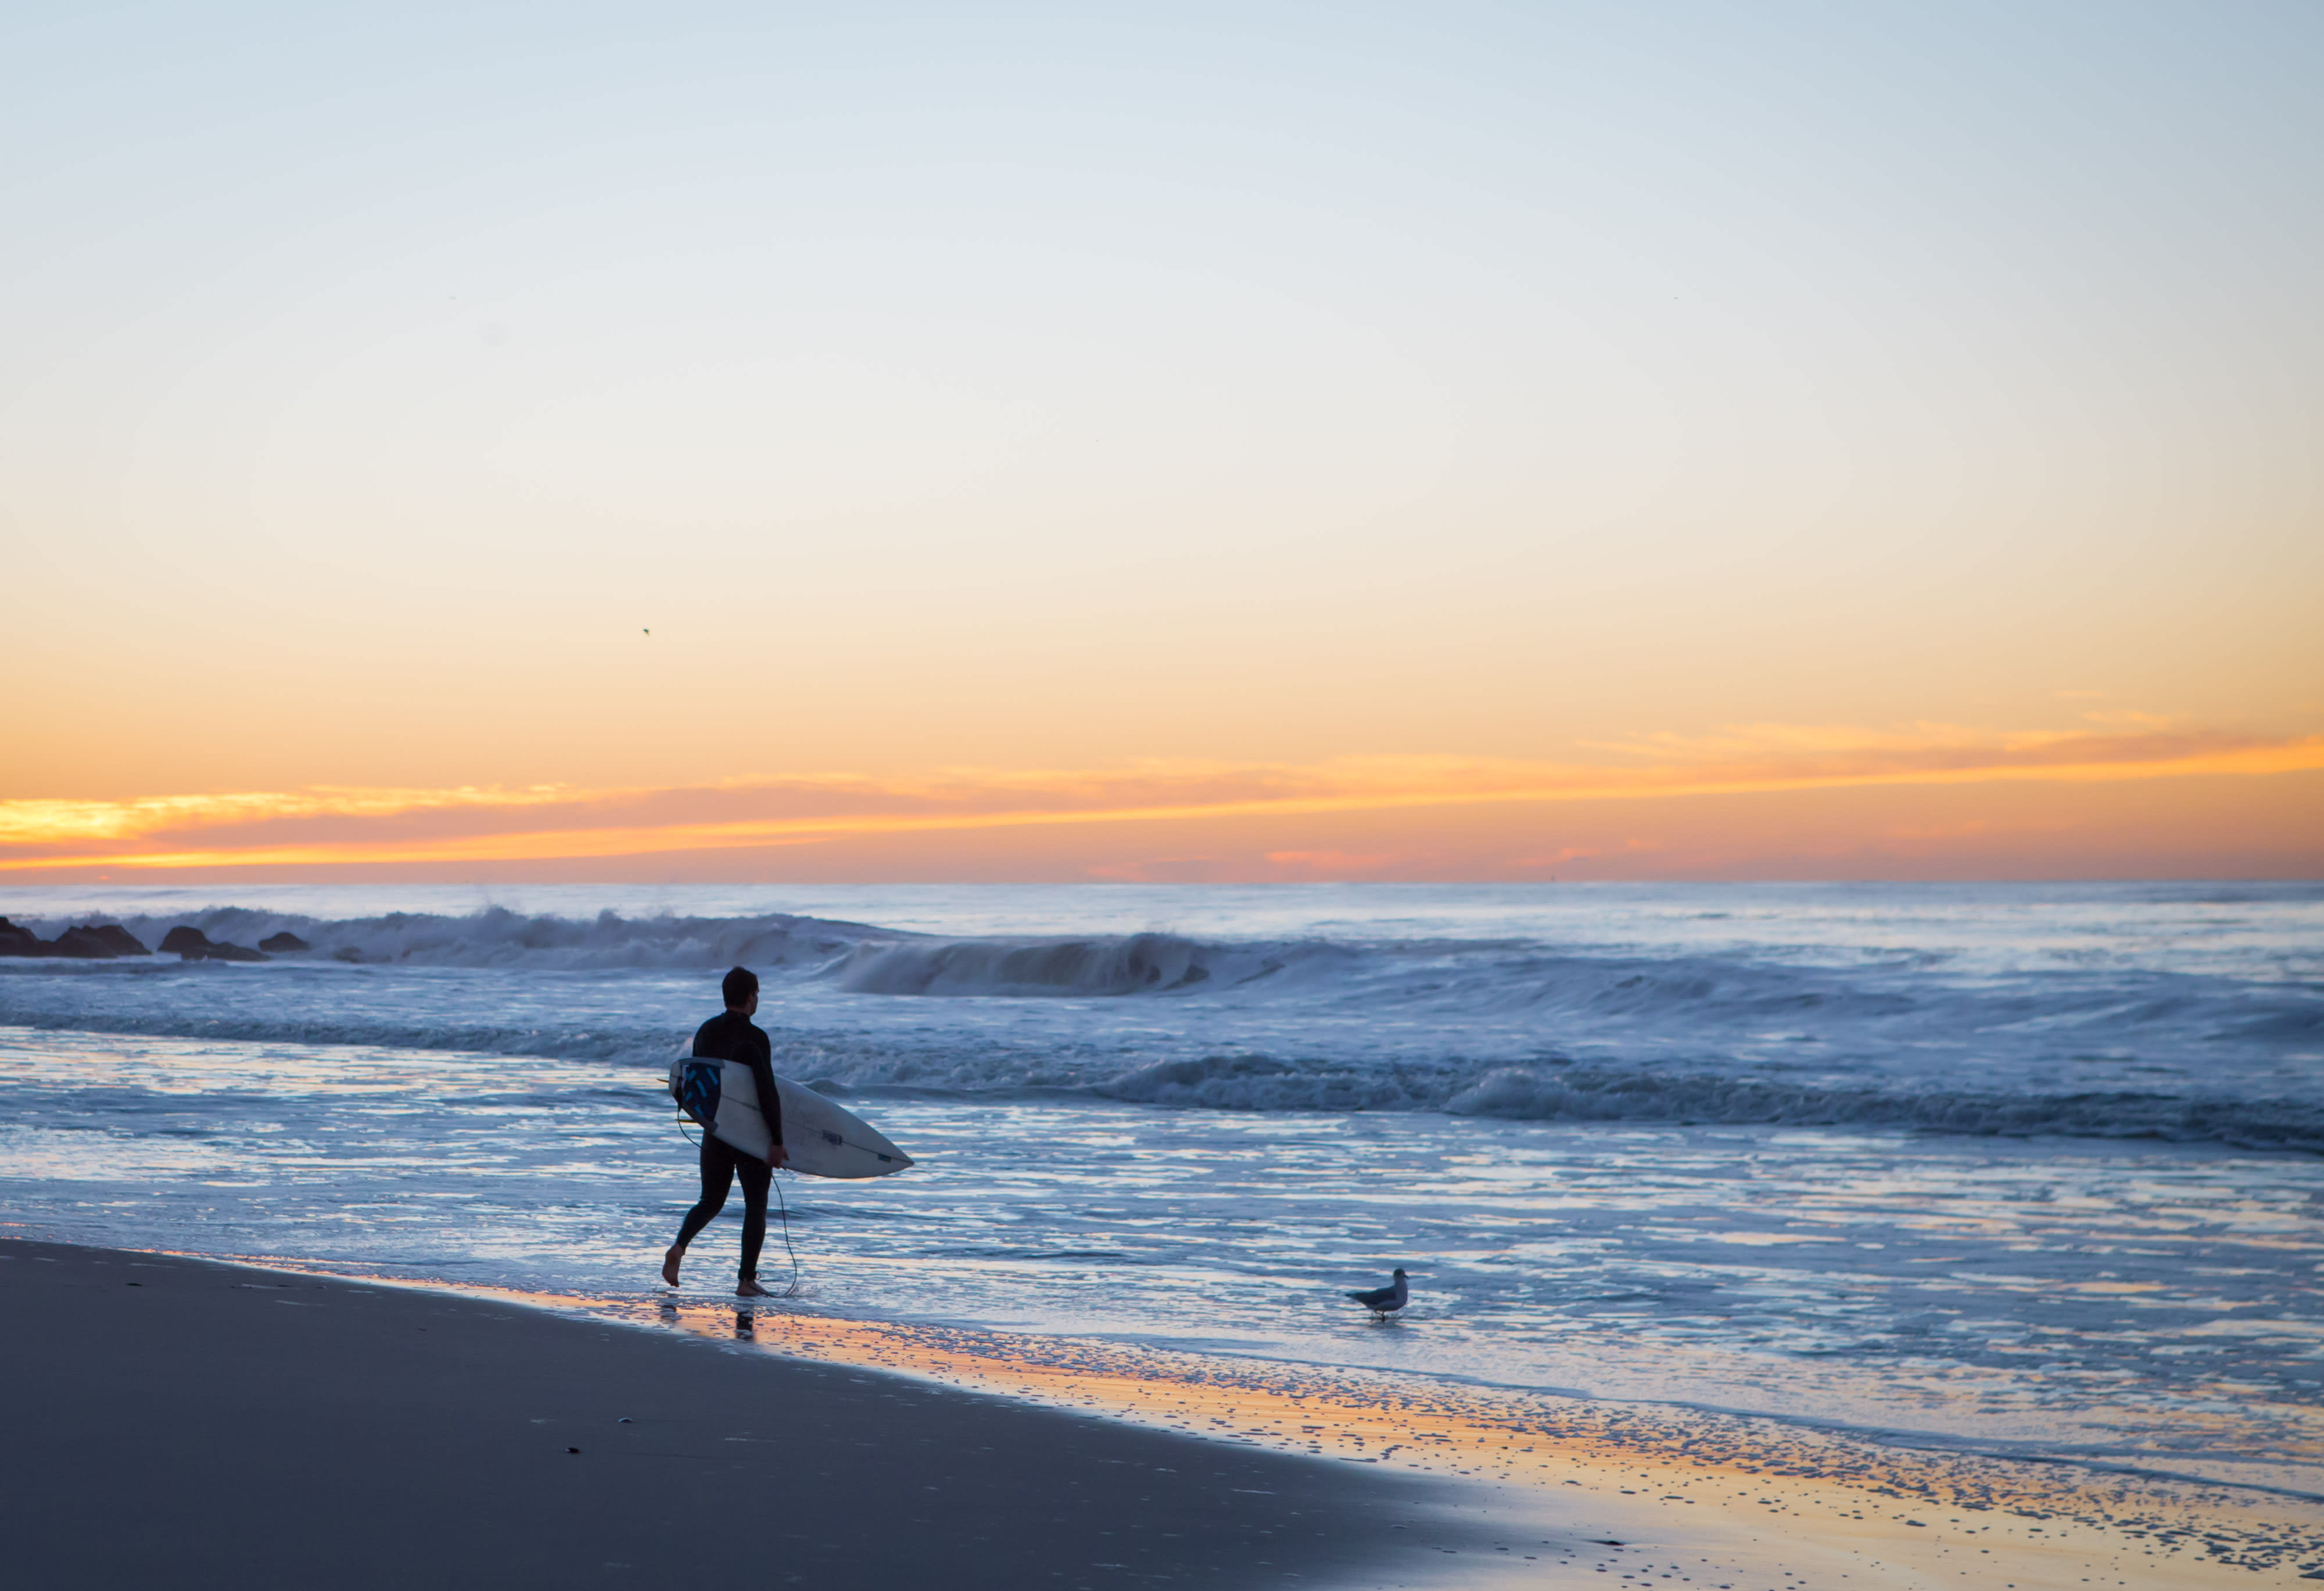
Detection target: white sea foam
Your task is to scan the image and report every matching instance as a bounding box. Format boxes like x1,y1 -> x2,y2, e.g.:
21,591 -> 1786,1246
2,884 -> 2315,1147
5,1027 -> 2321,1492
8,904 -> 898,971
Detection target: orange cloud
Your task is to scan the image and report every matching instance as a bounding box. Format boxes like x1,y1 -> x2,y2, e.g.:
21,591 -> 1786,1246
2,720 -> 2318,877
0,786 -> 577,847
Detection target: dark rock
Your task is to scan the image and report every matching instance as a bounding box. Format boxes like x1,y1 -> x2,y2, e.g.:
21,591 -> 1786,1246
83,924 -> 151,955
47,927 -> 120,959
159,926 -> 215,957
157,925 -> 268,962
0,918 -> 45,957
257,931 -> 311,954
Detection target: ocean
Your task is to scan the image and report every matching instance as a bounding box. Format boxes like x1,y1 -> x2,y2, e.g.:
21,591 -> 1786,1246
3,881 -> 2319,1495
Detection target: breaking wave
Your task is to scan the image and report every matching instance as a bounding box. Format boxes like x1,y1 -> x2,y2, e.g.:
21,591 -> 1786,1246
0,906 -> 900,972
1440,1065 -> 2324,1152
6,1004 -> 2317,1152
1095,1055 -> 2324,1151
3,898 -> 2319,1152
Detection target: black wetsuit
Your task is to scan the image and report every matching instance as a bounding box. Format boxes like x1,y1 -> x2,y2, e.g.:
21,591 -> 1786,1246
673,1009 -> 785,1282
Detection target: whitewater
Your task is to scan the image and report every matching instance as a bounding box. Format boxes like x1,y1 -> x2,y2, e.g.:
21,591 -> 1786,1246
3,881 -> 2320,1493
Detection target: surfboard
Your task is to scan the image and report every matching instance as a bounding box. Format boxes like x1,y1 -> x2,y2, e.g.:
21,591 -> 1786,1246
670,1050 -> 913,1178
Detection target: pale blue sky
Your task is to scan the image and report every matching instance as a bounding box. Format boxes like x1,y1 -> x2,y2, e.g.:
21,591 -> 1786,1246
5,2 -> 2319,794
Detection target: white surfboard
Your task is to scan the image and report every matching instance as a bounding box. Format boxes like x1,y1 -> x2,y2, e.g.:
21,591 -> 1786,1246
672,1050 -> 913,1178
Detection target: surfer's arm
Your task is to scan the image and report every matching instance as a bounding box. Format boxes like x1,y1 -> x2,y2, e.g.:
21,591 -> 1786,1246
745,1037 -> 787,1167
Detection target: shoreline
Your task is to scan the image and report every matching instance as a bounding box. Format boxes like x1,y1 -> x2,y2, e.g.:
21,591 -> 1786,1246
0,1238 -> 1522,1590
10,1238 -> 2322,1588
621,1283 -> 2324,1587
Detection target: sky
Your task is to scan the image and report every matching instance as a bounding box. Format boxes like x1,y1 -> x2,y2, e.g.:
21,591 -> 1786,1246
4,1 -> 2319,882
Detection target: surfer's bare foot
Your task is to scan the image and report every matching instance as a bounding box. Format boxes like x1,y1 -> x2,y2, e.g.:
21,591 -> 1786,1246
735,1277 -> 770,1298
661,1246 -> 683,1287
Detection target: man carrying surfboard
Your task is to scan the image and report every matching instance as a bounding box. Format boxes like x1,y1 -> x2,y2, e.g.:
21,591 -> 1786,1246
663,967 -> 788,1298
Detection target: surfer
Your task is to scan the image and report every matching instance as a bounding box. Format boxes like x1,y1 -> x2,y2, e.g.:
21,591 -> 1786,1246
663,967 -> 788,1298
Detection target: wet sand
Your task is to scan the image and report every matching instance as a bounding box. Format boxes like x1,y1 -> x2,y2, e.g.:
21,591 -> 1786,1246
624,1291 -> 2324,1589
8,1238 -> 2320,1589
0,1239 -> 1503,1589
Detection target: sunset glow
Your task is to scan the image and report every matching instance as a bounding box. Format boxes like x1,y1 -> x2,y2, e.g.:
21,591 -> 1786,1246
4,4 -> 2318,881
6,722 -> 2316,881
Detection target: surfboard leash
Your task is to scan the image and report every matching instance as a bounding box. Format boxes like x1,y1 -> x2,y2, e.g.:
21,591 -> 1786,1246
771,1170 -> 802,1298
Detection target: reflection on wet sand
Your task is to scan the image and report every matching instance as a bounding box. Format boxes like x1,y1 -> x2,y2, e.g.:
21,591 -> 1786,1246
227,1252 -> 2324,1588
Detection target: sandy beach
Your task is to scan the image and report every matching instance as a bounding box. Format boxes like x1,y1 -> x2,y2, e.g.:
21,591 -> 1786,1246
10,1237 -> 2321,1590
0,1239 -> 1529,1589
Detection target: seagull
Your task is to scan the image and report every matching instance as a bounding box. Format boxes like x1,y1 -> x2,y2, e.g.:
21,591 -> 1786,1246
1345,1267 -> 1409,1320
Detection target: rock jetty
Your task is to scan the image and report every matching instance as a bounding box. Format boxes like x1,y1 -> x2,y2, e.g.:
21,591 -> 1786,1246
0,919 -> 153,958
157,926 -> 268,962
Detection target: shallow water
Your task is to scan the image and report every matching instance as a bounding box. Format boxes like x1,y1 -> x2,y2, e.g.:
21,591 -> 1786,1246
1,882 -> 2319,1493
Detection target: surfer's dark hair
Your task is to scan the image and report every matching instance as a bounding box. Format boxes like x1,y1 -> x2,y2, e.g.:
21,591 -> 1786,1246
722,966 -> 759,1008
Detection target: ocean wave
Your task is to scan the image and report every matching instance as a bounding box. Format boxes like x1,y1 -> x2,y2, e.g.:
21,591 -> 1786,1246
0,1010 -> 686,1069
5,911 -> 2318,1076
7,906 -> 2316,1049
1436,1066 -> 2324,1152
3,907 -> 1358,998
835,931 -> 1215,996
11,1005 -> 2314,1152
1080,1053 -> 2324,1149
3,900 -> 2318,1154
1,906 -> 899,972
826,931 -> 1367,997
